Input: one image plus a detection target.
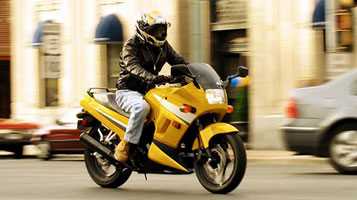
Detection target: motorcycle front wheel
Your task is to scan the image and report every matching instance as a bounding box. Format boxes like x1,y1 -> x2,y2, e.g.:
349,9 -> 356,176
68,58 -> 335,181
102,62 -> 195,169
84,128 -> 132,188
194,134 -> 246,194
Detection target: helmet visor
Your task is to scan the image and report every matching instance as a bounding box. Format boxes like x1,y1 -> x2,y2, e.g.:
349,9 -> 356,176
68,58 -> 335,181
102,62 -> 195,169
146,24 -> 167,41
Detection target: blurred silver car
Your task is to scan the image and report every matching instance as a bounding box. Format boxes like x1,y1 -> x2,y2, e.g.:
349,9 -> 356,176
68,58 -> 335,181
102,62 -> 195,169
281,70 -> 357,174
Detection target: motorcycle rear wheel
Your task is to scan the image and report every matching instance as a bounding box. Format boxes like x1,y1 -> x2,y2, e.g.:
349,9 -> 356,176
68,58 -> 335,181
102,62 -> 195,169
84,128 -> 131,188
194,134 -> 246,194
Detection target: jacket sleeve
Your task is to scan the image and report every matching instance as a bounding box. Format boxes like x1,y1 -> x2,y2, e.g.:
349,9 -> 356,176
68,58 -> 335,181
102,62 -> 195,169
121,41 -> 156,82
166,42 -> 188,66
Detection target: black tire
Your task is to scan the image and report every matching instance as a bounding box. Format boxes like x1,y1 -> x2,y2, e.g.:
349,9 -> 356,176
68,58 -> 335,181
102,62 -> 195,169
83,128 -> 132,188
329,123 -> 357,175
84,150 -> 132,188
13,146 -> 24,159
194,134 -> 246,194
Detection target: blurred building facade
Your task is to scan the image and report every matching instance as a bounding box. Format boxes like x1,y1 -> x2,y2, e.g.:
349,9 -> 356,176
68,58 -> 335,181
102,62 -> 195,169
11,0 -> 210,123
249,0 -> 357,149
11,0 -> 354,149
249,0 -> 326,149
0,0 -> 11,118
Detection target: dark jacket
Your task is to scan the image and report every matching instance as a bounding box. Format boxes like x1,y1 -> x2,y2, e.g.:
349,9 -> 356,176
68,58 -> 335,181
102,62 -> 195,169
116,36 -> 187,94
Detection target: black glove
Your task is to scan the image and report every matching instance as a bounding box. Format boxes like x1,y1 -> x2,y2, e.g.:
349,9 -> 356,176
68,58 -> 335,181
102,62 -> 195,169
153,75 -> 172,84
170,75 -> 186,84
145,76 -> 169,93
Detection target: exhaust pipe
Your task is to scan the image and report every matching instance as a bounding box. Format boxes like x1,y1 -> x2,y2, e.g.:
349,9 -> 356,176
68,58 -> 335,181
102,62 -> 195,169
80,133 -> 128,168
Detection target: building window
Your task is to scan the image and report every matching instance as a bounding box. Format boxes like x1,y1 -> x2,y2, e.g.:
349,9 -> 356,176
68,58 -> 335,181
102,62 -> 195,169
34,21 -> 61,107
44,78 -> 59,106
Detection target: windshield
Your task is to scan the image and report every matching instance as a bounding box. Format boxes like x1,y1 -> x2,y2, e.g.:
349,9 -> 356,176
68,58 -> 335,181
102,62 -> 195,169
187,63 -> 222,89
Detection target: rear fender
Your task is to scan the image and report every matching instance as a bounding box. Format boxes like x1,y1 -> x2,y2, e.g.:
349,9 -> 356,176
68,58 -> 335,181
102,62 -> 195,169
192,123 -> 239,150
80,94 -> 128,139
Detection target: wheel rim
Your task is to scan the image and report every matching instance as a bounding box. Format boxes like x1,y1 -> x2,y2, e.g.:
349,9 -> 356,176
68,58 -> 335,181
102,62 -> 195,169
202,140 -> 236,186
330,130 -> 357,168
89,128 -> 119,177
37,142 -> 50,158
92,152 -> 117,177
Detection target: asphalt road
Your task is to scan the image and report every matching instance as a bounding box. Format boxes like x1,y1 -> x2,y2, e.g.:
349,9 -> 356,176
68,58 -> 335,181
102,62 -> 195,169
0,154 -> 356,200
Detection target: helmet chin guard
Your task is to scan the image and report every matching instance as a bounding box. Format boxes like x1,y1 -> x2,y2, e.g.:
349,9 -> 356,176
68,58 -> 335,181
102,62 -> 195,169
136,25 -> 166,47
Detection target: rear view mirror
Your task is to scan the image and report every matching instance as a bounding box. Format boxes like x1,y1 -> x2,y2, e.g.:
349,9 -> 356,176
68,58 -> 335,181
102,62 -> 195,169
171,64 -> 191,77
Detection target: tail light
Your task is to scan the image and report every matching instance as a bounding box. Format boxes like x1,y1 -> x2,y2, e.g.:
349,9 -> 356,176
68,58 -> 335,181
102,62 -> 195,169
77,111 -> 96,130
286,98 -> 298,118
77,119 -> 89,130
78,119 -> 89,127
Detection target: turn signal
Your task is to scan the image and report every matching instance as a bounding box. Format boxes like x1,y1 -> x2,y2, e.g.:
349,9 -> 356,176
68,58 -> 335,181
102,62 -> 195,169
227,105 -> 234,114
179,104 -> 196,113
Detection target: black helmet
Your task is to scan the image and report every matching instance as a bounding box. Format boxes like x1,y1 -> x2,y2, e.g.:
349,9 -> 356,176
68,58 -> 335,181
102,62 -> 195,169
136,11 -> 170,47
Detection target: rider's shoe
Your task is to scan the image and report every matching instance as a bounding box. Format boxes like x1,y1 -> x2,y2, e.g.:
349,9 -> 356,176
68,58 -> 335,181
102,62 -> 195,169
114,140 -> 130,163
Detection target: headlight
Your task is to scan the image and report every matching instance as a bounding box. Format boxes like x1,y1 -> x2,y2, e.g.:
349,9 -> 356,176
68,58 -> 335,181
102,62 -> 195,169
205,89 -> 226,104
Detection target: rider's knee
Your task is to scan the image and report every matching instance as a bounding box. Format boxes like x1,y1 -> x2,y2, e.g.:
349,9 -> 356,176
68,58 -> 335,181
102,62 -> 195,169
133,100 -> 150,116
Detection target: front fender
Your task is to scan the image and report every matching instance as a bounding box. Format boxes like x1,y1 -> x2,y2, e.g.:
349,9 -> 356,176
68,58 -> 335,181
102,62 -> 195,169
192,123 -> 238,150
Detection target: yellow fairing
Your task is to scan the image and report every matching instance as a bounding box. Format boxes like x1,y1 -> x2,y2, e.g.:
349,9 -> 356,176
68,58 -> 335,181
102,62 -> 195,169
145,82 -> 228,148
192,123 -> 238,150
148,143 -> 189,172
80,94 -> 128,140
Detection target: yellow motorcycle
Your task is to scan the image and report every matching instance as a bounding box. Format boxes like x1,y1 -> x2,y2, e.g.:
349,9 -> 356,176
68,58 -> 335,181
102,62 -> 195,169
77,63 -> 247,194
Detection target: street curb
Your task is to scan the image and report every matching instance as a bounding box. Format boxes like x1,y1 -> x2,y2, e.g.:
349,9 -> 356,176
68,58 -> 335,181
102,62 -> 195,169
247,150 -> 324,160
19,146 -> 326,161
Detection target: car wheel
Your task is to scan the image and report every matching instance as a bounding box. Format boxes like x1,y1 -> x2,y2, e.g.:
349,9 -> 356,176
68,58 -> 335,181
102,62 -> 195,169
329,123 -> 357,174
37,141 -> 52,160
13,146 -> 24,159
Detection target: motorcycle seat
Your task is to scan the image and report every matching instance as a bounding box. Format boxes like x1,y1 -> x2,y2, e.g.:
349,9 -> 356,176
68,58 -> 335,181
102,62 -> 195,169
92,92 -> 130,118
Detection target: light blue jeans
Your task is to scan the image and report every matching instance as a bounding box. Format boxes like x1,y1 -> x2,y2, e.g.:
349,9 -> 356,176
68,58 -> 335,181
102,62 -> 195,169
115,90 -> 150,144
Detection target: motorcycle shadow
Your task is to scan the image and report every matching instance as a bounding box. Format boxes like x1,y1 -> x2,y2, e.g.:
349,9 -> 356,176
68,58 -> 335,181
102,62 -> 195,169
0,154 -> 36,160
82,185 -> 240,199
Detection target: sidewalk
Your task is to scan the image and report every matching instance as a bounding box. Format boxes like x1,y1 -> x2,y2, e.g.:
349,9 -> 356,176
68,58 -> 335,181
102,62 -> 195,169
247,150 -> 325,161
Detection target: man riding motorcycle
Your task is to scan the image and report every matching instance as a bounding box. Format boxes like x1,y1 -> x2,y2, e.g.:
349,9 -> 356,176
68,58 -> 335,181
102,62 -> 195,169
115,11 -> 187,163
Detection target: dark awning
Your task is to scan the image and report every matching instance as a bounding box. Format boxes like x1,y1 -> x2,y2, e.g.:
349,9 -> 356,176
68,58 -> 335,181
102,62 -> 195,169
32,21 -> 46,47
94,14 -> 123,44
312,0 -> 325,28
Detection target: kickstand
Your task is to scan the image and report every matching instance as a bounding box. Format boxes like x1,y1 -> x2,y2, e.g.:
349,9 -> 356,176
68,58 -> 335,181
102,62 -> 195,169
144,173 -> 148,181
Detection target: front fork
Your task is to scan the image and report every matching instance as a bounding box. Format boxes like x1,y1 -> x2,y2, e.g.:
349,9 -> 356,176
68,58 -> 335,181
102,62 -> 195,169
195,123 -> 220,169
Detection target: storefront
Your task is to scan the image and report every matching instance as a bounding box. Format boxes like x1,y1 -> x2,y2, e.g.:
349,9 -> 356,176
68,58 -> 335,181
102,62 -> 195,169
210,0 -> 249,141
313,0 -> 357,80
0,0 -> 11,118
94,13 -> 124,88
32,20 -> 62,107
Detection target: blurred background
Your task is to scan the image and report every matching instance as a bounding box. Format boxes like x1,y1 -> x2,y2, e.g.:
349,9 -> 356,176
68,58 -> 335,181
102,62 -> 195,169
0,0 -> 355,152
